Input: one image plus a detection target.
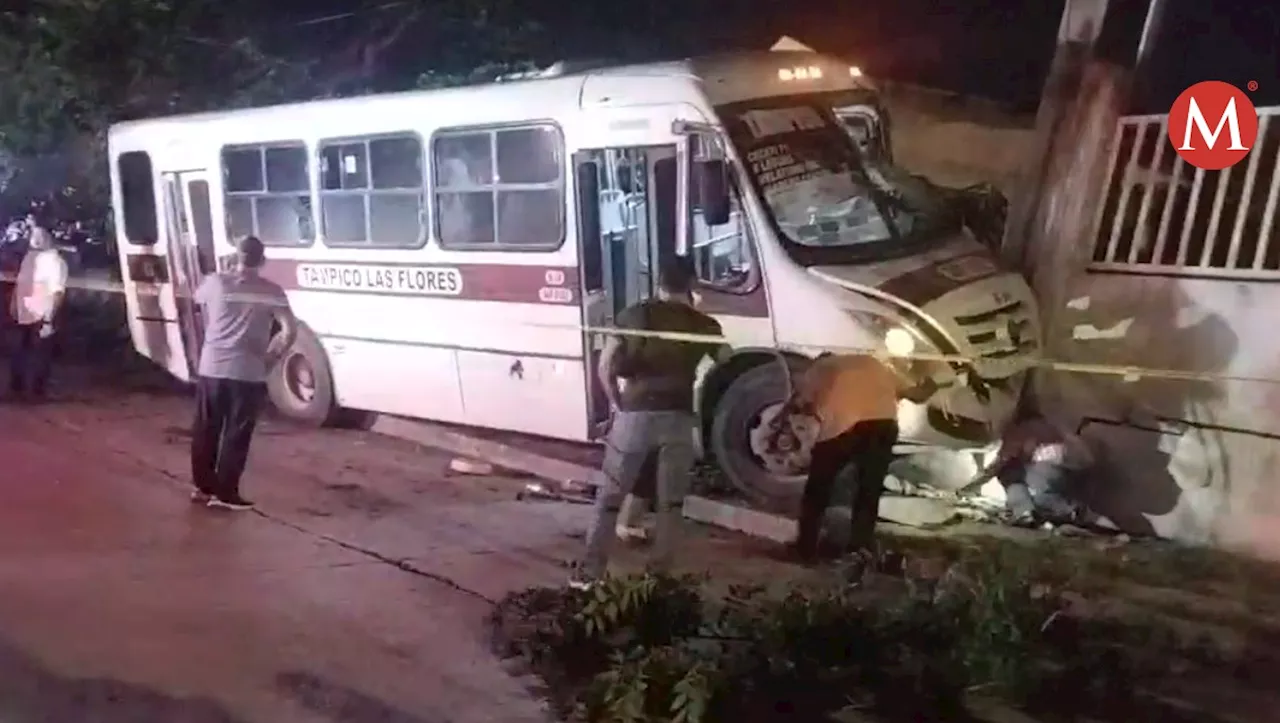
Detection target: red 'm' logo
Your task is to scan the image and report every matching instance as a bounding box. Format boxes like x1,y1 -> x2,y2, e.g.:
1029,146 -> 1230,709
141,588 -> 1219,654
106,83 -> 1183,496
1167,81 -> 1259,171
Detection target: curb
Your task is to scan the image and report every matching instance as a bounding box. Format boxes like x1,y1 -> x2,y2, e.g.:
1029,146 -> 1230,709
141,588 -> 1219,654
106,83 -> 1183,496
371,415 -> 799,543
373,416 -> 599,485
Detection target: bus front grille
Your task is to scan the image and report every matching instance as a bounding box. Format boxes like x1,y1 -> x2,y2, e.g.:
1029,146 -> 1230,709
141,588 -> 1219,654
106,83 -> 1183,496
952,301 -> 1038,373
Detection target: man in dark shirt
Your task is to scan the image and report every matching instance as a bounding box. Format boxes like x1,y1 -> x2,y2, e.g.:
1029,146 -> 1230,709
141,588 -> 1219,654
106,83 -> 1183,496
572,262 -> 725,588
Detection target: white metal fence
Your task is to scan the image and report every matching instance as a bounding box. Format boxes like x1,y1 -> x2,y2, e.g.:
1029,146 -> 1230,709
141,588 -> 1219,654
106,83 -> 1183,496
1089,106 -> 1280,279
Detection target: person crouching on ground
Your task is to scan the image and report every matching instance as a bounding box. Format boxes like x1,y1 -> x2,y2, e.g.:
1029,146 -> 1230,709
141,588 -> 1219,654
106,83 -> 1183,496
769,352 -> 940,563
8,210 -> 67,401
571,262 -> 727,589
962,413 -> 1095,527
190,236 -> 297,510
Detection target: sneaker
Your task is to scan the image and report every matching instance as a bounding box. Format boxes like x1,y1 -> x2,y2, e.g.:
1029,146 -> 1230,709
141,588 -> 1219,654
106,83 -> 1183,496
190,489 -> 212,504
566,562 -> 600,591
1009,510 -> 1040,528
615,525 -> 650,546
207,495 -> 254,511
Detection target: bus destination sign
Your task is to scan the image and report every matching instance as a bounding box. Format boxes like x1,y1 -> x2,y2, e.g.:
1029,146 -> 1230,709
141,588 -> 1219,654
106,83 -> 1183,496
296,263 -> 464,296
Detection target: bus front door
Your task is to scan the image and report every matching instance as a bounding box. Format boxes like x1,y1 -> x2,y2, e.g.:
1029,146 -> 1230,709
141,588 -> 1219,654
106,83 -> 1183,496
573,145 -> 678,439
160,170 -> 218,381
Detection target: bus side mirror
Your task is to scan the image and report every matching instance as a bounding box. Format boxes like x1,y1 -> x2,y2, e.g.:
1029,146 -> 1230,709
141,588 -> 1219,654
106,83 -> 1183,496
697,160 -> 731,226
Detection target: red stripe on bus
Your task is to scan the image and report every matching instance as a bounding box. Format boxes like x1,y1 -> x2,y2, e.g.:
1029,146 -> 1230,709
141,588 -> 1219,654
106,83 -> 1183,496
254,258 -> 771,316
125,253 -> 170,284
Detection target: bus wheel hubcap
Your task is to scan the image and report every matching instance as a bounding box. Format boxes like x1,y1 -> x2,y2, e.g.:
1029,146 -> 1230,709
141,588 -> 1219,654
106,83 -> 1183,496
747,402 -> 807,476
285,354 -> 315,404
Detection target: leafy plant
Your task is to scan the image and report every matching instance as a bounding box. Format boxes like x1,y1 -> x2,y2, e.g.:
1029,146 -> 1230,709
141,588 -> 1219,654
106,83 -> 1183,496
490,543 -> 1212,723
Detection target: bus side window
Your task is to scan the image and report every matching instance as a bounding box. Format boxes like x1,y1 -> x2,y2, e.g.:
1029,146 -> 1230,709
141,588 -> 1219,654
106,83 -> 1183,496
117,151 -> 158,245
691,171 -> 754,292
221,143 -> 313,246
317,133 -> 426,248
433,124 -> 564,250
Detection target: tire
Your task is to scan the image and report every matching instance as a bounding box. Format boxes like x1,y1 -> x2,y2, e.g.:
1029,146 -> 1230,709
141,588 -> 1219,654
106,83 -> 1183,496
267,325 -> 341,427
708,358 -> 811,504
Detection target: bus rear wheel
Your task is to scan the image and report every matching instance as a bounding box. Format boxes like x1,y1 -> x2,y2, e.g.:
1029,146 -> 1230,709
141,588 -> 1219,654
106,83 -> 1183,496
708,360 -> 810,504
267,325 -> 342,427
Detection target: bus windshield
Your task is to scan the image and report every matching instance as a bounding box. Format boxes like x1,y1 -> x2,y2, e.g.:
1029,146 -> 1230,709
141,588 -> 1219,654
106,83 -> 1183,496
716,93 -> 956,264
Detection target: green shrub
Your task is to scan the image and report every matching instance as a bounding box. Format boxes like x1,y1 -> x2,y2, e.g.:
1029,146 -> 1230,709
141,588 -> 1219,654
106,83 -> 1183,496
489,546 -> 1198,723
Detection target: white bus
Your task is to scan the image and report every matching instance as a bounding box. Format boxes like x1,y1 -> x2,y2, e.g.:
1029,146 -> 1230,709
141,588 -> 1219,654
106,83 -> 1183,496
107,49 -> 1041,500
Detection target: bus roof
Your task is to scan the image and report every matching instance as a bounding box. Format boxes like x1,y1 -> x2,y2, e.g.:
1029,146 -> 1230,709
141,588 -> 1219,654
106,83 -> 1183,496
107,50 -> 872,142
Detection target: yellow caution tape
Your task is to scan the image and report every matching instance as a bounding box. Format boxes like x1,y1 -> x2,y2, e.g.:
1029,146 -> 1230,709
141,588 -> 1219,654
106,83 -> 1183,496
4,270 -> 1277,387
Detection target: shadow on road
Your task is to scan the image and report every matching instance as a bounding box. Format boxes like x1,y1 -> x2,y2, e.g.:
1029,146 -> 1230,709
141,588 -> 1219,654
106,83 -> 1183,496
275,671 -> 450,723
0,634 -> 248,722
0,634 -> 455,722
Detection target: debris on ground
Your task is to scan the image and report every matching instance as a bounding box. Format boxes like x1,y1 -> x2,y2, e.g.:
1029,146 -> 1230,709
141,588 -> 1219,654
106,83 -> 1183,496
517,482 -> 594,505
450,457 -> 496,475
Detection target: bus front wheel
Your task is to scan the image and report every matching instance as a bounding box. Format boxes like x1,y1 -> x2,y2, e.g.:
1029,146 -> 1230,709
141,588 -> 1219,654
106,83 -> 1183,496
708,360 -> 810,503
267,325 -> 341,427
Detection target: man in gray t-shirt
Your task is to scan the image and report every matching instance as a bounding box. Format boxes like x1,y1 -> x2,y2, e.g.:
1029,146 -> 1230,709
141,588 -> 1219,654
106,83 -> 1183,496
189,236 -> 297,509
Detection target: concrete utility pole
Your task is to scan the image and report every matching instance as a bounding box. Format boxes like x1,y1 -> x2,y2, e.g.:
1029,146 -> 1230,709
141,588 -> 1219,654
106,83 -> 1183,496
1001,0 -> 1112,278
1001,0 -> 1166,413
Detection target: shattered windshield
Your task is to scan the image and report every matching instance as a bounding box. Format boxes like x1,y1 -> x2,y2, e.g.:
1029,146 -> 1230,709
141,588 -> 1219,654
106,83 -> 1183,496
717,94 -> 954,262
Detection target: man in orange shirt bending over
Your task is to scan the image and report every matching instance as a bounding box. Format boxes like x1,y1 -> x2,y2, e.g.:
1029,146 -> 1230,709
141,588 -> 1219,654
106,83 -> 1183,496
772,352 -> 939,561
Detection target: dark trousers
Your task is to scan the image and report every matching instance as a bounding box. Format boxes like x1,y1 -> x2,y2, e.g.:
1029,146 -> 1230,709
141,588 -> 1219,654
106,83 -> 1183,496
797,419 -> 899,554
191,376 -> 267,499
9,323 -> 55,396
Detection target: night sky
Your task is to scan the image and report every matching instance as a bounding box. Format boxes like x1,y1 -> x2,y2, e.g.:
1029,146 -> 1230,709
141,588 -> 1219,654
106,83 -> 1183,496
260,0 -> 1277,113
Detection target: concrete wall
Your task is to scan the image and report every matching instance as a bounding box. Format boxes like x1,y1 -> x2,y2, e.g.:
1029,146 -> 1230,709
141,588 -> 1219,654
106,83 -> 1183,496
1034,271 -> 1280,557
1018,85 -> 1280,557
877,81 -> 1037,193
1043,274 -> 1280,552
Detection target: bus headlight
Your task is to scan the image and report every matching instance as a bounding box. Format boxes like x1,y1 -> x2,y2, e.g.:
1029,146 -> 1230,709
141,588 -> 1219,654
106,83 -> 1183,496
847,310 -> 919,358
883,327 -> 915,357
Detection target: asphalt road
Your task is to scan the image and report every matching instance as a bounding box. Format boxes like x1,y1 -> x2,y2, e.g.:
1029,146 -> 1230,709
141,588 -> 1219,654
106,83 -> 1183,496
0,368 -> 587,723
0,359 -> 816,723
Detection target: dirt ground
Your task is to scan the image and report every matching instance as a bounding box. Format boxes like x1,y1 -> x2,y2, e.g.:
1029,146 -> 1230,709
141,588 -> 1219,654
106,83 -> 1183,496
0,360 -> 832,722
5,358 -> 1280,722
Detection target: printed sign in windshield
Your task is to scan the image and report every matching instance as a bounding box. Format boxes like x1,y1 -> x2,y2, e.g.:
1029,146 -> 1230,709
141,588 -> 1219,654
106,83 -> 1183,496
724,102 -> 896,248
740,107 -> 825,191
747,145 -> 819,189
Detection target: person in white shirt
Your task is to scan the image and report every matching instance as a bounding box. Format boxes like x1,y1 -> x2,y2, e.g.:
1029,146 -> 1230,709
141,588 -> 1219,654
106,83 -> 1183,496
8,214 -> 68,400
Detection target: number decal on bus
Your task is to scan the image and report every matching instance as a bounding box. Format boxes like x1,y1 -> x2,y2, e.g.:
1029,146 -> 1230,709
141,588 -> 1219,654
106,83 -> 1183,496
538,286 -> 574,303
935,255 -> 997,283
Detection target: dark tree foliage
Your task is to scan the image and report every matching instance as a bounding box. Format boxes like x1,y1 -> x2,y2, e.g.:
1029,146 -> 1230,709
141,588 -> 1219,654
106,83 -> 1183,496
0,1 -> 319,203
0,0 -> 576,204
